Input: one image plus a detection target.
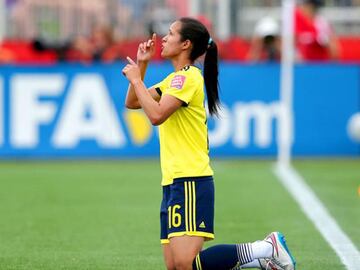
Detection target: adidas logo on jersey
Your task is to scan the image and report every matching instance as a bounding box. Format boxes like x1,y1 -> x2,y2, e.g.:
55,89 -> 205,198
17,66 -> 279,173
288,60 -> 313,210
199,221 -> 206,228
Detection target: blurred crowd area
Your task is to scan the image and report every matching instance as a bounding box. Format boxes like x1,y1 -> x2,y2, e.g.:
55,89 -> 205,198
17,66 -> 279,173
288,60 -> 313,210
0,0 -> 360,64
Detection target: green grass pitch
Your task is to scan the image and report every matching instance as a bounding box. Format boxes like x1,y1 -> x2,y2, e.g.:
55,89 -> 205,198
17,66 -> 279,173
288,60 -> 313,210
0,159 -> 359,269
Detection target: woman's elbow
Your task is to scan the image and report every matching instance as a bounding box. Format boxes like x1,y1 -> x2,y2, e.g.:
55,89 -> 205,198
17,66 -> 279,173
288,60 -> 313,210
125,101 -> 141,109
149,115 -> 165,126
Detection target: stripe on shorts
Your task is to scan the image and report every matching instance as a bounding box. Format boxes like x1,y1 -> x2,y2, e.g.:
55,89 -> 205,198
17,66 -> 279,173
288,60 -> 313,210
195,254 -> 202,270
184,182 -> 189,232
184,181 -> 196,232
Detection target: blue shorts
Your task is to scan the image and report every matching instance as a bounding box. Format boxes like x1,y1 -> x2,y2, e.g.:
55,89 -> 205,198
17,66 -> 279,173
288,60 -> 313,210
160,176 -> 215,244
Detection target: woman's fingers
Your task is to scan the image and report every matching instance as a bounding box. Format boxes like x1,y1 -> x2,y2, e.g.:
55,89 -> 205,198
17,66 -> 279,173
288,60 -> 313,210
122,63 -> 133,76
126,56 -> 136,65
146,39 -> 152,47
150,34 -> 156,48
138,34 -> 156,51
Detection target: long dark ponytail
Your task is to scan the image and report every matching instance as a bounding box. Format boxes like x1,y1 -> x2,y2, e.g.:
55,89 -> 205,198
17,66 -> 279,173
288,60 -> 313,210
179,17 -> 220,116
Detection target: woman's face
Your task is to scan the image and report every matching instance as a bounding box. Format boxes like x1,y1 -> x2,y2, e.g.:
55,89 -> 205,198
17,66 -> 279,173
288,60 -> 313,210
161,21 -> 187,59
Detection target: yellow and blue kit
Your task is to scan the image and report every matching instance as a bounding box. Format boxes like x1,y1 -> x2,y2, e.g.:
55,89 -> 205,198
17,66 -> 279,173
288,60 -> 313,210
153,65 -> 214,186
160,176 -> 214,244
153,65 -> 215,243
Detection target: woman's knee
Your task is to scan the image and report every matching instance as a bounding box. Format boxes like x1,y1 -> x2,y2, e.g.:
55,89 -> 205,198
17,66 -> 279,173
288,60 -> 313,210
173,256 -> 194,270
164,257 -> 176,270
165,263 -> 176,270
163,244 -> 176,270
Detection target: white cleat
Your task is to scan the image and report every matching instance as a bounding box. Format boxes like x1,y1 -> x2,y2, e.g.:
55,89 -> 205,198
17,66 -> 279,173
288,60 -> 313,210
258,258 -> 279,270
259,232 -> 296,270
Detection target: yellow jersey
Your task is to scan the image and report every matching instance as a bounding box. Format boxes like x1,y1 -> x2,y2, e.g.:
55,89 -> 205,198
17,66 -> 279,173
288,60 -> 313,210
153,65 -> 213,186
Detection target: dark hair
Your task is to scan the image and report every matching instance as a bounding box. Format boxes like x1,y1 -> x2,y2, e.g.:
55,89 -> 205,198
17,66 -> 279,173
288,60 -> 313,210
304,0 -> 324,8
178,17 -> 220,116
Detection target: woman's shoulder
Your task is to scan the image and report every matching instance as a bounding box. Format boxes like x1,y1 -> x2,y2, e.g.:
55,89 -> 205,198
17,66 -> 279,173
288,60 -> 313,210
175,65 -> 203,81
178,65 -> 201,73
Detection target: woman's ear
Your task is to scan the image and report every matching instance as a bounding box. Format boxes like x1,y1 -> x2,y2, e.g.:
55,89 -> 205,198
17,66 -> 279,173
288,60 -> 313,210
182,39 -> 192,50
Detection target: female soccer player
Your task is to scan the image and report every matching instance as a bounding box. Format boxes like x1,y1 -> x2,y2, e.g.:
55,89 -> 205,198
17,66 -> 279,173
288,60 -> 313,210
122,17 -> 296,270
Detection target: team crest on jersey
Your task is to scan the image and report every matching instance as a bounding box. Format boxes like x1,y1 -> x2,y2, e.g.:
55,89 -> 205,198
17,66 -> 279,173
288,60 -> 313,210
182,65 -> 190,71
170,75 -> 186,89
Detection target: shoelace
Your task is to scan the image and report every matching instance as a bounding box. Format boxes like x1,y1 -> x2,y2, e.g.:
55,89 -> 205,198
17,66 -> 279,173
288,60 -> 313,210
265,258 -> 286,270
265,259 -> 277,270
262,258 -> 285,270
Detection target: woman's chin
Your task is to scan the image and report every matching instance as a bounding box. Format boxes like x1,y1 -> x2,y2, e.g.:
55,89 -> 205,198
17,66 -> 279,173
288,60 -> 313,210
160,52 -> 170,59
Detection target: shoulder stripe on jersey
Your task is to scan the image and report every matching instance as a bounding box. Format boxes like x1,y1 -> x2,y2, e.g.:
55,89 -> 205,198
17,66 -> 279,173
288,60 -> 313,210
155,87 -> 162,96
182,65 -> 190,71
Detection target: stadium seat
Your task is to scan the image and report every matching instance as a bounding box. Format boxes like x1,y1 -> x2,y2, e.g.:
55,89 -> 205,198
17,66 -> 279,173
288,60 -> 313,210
1,36 -> 360,63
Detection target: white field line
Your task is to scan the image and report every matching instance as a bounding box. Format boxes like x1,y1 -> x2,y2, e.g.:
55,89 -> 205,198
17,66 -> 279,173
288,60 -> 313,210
273,163 -> 360,270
